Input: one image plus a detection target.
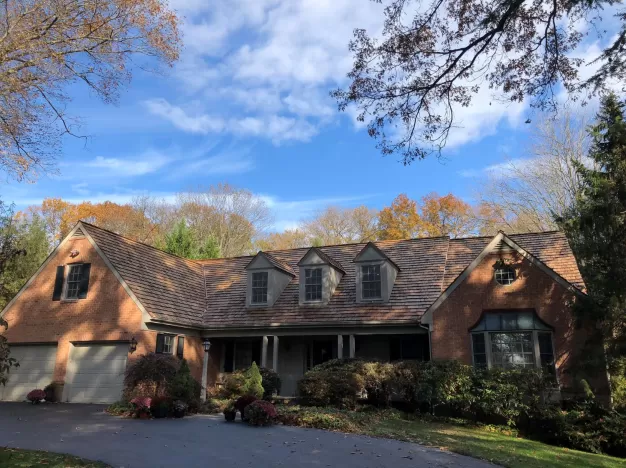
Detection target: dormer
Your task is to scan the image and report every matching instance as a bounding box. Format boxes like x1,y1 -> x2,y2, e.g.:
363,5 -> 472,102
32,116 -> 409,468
245,252 -> 295,307
297,248 -> 345,306
353,243 -> 399,303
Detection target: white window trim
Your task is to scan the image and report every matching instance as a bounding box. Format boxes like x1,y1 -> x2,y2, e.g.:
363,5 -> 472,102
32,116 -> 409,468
251,271 -> 269,305
162,335 -> 174,354
361,263 -> 383,301
304,267 -> 323,303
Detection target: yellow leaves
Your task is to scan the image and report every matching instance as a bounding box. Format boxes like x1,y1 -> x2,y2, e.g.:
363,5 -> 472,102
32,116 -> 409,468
378,194 -> 421,240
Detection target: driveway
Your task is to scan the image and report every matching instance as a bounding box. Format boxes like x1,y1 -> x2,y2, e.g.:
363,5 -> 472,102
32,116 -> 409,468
0,403 -> 494,467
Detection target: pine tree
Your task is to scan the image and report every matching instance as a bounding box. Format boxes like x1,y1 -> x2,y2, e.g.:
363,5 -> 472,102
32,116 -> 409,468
243,362 -> 264,399
559,93 -> 626,402
164,220 -> 196,258
197,235 -> 221,259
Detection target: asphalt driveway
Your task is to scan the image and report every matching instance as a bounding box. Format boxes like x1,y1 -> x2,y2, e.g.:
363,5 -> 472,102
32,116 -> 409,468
0,403 -> 494,467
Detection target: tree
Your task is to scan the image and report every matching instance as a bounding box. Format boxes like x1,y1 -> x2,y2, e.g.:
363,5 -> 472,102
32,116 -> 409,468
163,220 -> 196,259
378,194 -> 421,240
558,93 -> 626,398
0,201 -> 24,385
0,0 -> 181,181
335,0 -> 623,162
178,184 -> 273,257
303,205 -> 379,245
419,193 -> 477,238
478,110 -> 593,233
0,214 -> 49,310
198,236 -> 221,260
255,229 -> 311,251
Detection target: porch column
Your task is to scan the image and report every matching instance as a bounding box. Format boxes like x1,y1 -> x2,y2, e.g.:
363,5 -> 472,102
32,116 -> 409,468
272,336 -> 279,372
337,335 -> 344,359
349,335 -> 355,358
201,339 -> 210,402
261,335 -> 268,367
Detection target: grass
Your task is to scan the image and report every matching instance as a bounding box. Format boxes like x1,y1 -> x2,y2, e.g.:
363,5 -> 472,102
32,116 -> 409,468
0,448 -> 109,468
276,406 -> 626,468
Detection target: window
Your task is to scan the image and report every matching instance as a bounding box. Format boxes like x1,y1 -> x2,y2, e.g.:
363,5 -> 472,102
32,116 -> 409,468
251,271 -> 268,304
176,336 -> 184,359
65,264 -> 83,299
362,265 -> 382,299
156,334 -> 174,354
471,310 -> 555,372
389,335 -> 429,361
305,268 -> 323,301
495,266 -> 516,285
490,332 -> 535,368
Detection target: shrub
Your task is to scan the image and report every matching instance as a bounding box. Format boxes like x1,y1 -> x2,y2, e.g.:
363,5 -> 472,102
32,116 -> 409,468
150,396 -> 170,418
242,362 -> 264,398
124,353 -> 179,399
260,367 -> 281,399
219,370 -> 246,398
172,400 -> 188,417
199,398 -> 230,414
167,359 -> 201,403
298,359 -> 366,408
43,382 -> 62,402
244,400 -> 277,426
26,389 -> 46,403
235,395 -> 258,419
106,400 -> 133,416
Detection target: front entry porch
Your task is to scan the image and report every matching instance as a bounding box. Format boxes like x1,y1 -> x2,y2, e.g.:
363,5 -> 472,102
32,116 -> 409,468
207,330 -> 430,396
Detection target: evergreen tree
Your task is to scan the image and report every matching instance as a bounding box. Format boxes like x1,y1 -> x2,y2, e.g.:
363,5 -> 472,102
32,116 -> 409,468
243,362 -> 264,399
197,235 -> 221,260
164,220 -> 196,258
559,93 -> 626,402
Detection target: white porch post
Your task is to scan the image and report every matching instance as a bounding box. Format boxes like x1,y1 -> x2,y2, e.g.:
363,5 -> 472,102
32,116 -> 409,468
349,335 -> 356,358
272,336 -> 279,372
201,341 -> 210,402
337,335 -> 344,359
261,335 -> 268,367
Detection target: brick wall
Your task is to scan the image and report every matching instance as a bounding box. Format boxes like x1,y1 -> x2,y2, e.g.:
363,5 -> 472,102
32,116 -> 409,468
431,251 -> 608,396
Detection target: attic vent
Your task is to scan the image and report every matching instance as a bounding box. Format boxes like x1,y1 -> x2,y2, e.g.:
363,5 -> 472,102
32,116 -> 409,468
493,239 -> 513,252
72,227 -> 85,238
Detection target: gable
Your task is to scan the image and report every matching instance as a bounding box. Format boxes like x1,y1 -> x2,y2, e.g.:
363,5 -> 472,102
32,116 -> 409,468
246,254 -> 274,270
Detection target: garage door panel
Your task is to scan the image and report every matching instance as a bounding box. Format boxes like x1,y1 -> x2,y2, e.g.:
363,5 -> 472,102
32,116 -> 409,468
1,345 -> 57,401
67,344 -> 128,404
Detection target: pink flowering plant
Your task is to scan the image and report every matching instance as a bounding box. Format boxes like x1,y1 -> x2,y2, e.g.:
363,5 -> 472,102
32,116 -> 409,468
27,389 -> 46,404
130,396 -> 152,418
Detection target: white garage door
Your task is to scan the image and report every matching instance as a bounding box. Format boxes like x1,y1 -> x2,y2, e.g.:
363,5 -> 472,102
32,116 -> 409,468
1,345 -> 58,401
66,343 -> 128,404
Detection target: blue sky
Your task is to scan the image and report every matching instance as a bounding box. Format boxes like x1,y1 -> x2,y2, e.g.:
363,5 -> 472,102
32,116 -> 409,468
2,0 -> 617,232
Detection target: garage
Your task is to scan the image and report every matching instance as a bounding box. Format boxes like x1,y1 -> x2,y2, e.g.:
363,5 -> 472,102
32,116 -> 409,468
65,343 -> 128,404
1,344 -> 58,401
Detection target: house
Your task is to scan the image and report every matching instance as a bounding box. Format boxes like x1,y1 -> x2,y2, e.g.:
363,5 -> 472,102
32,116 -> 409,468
0,221 -> 607,403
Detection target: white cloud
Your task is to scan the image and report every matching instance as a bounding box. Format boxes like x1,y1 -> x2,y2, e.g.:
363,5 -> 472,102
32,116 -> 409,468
83,151 -> 172,177
459,158 -> 534,178
143,98 -> 318,143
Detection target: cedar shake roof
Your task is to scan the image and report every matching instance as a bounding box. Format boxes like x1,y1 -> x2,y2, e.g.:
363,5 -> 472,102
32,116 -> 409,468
297,247 -> 346,274
78,223 -> 584,329
246,251 -> 296,277
81,223 -> 206,326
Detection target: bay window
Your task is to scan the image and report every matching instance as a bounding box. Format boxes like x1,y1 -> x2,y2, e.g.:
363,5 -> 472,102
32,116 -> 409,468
470,310 -> 555,373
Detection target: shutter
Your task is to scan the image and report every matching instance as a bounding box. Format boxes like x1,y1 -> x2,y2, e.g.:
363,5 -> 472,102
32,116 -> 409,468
52,266 -> 64,301
78,263 -> 91,299
177,336 -> 185,359
224,341 -> 234,372
156,334 -> 165,354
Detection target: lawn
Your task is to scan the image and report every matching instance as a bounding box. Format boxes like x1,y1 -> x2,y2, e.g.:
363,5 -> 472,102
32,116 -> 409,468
0,448 -> 109,468
276,406 -> 626,468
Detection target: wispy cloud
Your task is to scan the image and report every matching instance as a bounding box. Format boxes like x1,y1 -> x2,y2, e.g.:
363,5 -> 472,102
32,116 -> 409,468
82,151 -> 173,177
458,158 -> 534,178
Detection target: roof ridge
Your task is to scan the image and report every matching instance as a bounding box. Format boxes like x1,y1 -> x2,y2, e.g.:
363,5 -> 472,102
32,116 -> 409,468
79,221 -> 203,266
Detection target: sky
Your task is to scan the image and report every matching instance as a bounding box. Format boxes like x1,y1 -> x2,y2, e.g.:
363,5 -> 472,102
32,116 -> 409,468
1,0 -> 619,232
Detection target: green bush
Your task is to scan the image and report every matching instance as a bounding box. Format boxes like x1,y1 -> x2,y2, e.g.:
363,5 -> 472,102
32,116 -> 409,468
242,362 -> 264,399
298,359 -> 366,408
220,363 -> 265,399
220,370 -> 246,398
167,359 -> 201,404
260,367 -> 281,399
106,400 -> 134,416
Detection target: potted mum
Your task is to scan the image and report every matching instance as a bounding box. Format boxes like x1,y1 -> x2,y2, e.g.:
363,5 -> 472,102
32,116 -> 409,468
130,397 -> 152,419
223,402 -> 236,422
172,400 -> 187,418
27,389 -> 46,404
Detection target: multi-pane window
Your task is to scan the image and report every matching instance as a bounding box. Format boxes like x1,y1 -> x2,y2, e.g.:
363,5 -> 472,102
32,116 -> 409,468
305,268 -> 323,301
494,267 -> 516,285
65,264 -> 83,299
490,332 -> 535,368
156,334 -> 174,354
471,333 -> 487,368
538,332 -> 555,374
362,265 -> 382,299
251,271 -> 268,304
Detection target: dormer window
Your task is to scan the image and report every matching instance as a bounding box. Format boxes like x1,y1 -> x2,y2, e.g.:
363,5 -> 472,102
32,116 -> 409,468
251,271 -> 268,304
305,268 -> 323,301
361,265 -> 382,299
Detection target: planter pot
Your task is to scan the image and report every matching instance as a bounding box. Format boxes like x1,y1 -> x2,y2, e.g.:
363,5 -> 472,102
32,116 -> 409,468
173,408 -> 185,419
152,406 -> 168,419
224,410 -> 236,422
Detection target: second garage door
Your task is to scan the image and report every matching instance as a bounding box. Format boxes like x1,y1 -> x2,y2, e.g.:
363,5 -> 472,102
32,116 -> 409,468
66,343 -> 128,404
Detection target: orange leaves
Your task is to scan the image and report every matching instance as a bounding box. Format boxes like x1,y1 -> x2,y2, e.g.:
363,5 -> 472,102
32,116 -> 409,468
378,194 -> 422,240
